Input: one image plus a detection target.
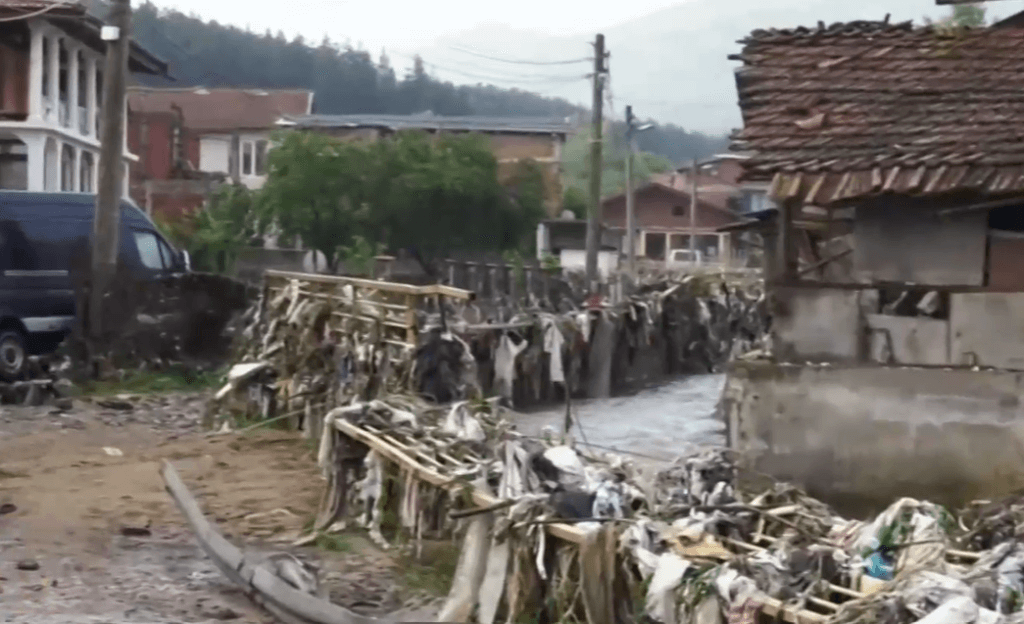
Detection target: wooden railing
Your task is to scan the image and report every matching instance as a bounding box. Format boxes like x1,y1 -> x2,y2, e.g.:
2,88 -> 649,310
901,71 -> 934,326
263,270 -> 473,349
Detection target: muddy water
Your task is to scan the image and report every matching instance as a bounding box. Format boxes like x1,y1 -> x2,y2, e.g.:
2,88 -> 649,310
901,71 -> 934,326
514,374 -> 727,464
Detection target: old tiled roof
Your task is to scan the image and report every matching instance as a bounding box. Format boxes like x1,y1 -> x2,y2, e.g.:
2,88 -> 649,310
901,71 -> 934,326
280,112 -> 573,136
129,88 -> 314,132
731,18 -> 1024,205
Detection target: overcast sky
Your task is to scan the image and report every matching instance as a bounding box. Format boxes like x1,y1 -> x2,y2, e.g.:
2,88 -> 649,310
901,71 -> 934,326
155,0 -> 693,54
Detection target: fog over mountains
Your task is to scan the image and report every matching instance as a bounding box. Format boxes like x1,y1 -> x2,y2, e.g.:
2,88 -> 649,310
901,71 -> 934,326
403,0 -> 1024,134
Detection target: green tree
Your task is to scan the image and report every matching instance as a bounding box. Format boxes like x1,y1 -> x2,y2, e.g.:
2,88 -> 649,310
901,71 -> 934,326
153,184 -> 259,274
258,131 -> 369,273
561,126 -> 675,202
952,3 -> 986,27
365,131 -> 542,271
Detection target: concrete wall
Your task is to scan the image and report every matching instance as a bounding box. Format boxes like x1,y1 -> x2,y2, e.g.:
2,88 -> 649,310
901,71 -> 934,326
723,361 -> 1024,514
854,204 -> 987,286
951,293 -> 1024,369
772,288 -> 861,362
866,314 -> 950,366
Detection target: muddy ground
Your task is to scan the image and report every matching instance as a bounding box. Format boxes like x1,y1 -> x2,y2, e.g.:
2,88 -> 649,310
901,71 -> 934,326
0,392 -> 449,623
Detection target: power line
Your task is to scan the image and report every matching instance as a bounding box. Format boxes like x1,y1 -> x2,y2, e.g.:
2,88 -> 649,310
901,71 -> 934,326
389,52 -> 589,87
449,45 -> 590,66
0,0 -> 75,22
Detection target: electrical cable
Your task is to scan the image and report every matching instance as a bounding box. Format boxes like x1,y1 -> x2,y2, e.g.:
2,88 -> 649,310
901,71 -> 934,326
0,0 -> 76,23
449,45 -> 590,66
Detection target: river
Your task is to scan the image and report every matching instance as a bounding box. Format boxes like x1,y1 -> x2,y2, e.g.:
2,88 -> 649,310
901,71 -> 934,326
513,374 -> 727,464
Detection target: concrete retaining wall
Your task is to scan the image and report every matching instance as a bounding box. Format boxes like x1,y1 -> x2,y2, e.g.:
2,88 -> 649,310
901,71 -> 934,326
723,361 -> 1024,515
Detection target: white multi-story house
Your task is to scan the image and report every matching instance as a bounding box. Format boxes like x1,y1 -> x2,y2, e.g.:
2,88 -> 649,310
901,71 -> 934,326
0,1 -> 166,195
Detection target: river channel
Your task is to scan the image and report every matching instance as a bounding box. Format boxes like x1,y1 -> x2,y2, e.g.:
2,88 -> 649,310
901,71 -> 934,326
514,374 -> 728,464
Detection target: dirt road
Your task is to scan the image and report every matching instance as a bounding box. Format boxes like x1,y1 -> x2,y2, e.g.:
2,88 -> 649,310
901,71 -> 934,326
0,393 -> 444,623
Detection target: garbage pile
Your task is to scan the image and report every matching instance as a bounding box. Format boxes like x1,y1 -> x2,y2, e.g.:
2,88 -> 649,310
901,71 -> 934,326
425,273 -> 769,408
310,397 -> 1024,624
212,271 -> 769,423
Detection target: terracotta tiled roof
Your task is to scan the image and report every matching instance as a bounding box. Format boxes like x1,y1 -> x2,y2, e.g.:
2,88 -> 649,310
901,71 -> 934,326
731,18 -> 1024,206
129,88 -> 314,132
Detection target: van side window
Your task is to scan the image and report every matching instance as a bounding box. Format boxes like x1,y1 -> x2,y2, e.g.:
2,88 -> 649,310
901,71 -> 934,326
133,230 -> 165,270
156,237 -> 176,270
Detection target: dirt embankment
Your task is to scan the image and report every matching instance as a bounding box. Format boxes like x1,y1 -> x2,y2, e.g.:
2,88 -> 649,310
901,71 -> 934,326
0,393 -> 447,623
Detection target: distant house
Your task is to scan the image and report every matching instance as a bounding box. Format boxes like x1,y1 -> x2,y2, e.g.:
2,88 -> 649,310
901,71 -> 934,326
0,1 -> 166,194
600,181 -> 747,265
656,153 -> 776,216
277,112 -> 573,215
127,87 -> 314,219
536,217 -> 624,277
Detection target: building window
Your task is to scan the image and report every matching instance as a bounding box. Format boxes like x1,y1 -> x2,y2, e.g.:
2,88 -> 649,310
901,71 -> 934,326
60,144 -> 75,191
240,139 -> 269,176
41,38 -> 49,98
80,152 -> 93,193
644,232 -> 667,260
255,139 -> 268,175
672,205 -> 685,217
241,141 -> 253,176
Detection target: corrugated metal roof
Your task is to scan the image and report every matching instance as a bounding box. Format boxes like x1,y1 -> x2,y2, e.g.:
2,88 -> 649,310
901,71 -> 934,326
279,112 -> 573,135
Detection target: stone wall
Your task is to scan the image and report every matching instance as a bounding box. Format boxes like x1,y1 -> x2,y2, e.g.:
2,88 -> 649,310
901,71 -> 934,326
722,361 -> 1024,516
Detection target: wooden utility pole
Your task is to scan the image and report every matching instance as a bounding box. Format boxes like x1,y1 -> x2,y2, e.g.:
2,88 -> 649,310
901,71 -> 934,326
90,0 -> 131,343
583,34 -> 607,290
689,157 -> 698,265
624,105 -> 636,276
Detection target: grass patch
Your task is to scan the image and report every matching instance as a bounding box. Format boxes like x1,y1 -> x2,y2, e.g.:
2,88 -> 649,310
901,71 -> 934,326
313,533 -> 353,553
81,367 -> 225,396
400,542 -> 460,597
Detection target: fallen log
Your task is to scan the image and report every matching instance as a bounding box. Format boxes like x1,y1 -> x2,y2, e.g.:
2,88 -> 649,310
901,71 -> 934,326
160,460 -> 392,624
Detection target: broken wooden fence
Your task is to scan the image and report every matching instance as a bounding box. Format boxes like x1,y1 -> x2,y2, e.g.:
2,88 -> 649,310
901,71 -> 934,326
315,415 -> 982,624
263,269 -> 473,351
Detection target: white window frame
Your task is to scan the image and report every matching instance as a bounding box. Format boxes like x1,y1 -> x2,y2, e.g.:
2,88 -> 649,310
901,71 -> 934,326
239,139 -> 269,177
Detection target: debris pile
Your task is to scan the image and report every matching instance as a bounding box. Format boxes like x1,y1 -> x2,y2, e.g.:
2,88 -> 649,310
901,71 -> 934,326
213,271 -> 770,425
305,397 -> 1024,624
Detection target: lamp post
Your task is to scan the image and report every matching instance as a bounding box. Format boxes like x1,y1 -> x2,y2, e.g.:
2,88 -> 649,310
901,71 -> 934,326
624,105 -> 654,276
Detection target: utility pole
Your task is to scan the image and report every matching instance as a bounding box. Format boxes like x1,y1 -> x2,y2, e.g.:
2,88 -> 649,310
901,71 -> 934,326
583,33 -> 606,290
624,105 -> 636,276
90,0 -> 131,344
689,157 -> 698,266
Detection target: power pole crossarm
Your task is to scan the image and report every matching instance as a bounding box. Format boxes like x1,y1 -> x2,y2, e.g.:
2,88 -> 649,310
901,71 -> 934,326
584,33 -> 606,291
89,0 -> 131,345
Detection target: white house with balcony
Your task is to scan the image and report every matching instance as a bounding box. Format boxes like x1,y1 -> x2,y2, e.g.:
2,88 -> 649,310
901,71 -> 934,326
0,2 -> 166,195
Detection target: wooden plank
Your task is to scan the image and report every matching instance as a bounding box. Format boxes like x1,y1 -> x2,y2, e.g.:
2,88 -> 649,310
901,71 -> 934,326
332,420 -> 586,545
265,270 -> 473,300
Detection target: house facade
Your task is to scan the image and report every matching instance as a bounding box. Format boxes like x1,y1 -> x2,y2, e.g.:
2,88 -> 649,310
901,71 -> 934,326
723,12 -> 1024,510
277,112 -> 572,215
0,2 -> 165,196
600,181 -> 745,266
127,87 -> 314,219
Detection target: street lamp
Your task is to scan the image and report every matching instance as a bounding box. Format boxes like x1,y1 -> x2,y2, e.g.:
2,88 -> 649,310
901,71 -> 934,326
625,106 -> 654,276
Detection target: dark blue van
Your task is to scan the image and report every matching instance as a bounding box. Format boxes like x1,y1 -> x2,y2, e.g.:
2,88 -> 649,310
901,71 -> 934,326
0,191 -> 189,378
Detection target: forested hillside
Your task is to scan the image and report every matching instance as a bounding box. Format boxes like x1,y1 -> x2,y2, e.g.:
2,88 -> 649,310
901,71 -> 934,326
116,2 -> 728,164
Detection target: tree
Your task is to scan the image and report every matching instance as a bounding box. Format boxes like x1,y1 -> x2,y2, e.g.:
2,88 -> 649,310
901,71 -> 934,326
153,184 -> 259,274
953,3 -> 986,27
258,131 -> 369,273
365,131 -> 542,272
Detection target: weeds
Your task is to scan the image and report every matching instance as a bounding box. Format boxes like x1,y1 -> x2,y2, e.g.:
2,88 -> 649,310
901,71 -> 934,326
80,367 -> 225,396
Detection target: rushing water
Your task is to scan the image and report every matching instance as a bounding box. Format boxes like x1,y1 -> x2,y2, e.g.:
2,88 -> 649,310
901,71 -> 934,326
513,374 -> 727,464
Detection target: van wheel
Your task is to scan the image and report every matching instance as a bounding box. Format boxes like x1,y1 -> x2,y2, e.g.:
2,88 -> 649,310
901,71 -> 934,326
0,330 -> 27,381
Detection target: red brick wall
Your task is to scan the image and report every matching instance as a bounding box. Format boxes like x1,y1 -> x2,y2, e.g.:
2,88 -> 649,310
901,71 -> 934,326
602,185 -> 739,231
0,43 -> 28,116
149,193 -> 206,222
